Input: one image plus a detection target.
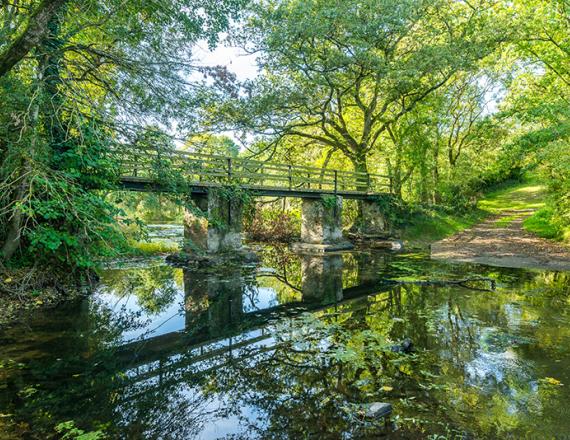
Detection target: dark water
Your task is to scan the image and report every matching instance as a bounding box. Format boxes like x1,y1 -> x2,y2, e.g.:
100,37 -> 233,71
1,247 -> 570,439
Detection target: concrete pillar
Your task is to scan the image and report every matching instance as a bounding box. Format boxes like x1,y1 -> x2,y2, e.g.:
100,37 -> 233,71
357,199 -> 388,238
291,196 -> 353,253
183,191 -> 244,254
301,254 -> 344,304
207,190 -> 244,253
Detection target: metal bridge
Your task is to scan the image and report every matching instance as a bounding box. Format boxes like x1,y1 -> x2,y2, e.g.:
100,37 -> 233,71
116,148 -> 390,199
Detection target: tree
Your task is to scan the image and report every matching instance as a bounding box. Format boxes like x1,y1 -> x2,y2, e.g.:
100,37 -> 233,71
214,0 -> 506,186
0,0 -> 67,77
0,0 -> 245,267
501,0 -> 570,230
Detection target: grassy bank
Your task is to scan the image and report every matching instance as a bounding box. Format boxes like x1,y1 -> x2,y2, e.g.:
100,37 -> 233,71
399,208 -> 487,249
123,240 -> 180,257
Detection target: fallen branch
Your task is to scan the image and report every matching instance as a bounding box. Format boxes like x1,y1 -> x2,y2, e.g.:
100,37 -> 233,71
388,276 -> 496,292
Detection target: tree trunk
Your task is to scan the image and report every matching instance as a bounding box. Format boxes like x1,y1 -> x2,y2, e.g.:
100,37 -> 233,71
1,171 -> 27,260
351,155 -> 369,232
0,0 -> 67,77
0,44 -> 47,260
40,3 -> 68,167
352,155 -> 369,192
432,144 -> 441,204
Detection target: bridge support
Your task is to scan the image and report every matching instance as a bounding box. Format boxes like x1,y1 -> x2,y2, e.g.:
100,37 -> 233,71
301,254 -> 344,304
353,198 -> 389,238
184,195 -> 209,252
291,196 -> 353,253
183,191 -> 244,254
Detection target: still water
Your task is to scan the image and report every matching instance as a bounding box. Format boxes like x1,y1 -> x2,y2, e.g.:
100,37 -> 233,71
1,246 -> 570,439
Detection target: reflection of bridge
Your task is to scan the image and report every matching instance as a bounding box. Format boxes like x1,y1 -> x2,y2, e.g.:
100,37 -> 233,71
115,149 -> 392,253
116,253 -> 398,374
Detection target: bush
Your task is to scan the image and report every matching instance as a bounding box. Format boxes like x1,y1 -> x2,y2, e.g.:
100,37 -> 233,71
523,208 -> 562,240
245,208 -> 300,243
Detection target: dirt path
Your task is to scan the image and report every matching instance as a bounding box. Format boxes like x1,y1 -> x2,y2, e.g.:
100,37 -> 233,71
431,186 -> 570,271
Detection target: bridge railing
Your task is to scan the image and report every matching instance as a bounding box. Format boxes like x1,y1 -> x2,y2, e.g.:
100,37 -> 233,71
115,147 -> 389,193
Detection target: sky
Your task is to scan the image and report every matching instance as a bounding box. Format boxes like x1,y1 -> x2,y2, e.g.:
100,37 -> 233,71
192,41 -> 259,82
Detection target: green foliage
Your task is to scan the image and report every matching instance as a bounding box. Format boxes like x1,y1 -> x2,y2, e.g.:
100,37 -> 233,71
216,185 -> 253,207
0,0 -> 245,280
523,209 -> 563,240
245,207 -> 301,243
320,195 -> 338,210
55,420 -> 105,440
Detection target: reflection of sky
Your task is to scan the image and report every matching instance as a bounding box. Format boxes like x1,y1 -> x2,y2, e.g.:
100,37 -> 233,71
94,266 -> 297,345
94,287 -> 186,343
120,328 -> 276,439
430,300 -> 540,419
465,345 -> 521,386
242,286 -> 281,313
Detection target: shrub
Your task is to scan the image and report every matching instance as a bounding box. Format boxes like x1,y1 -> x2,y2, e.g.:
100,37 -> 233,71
245,208 -> 301,243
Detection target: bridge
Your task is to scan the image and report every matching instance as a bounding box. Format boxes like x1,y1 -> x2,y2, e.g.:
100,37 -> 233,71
116,148 -> 392,253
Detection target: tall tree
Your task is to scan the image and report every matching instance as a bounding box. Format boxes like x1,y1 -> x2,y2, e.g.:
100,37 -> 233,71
213,0 -> 506,185
0,0 -> 245,265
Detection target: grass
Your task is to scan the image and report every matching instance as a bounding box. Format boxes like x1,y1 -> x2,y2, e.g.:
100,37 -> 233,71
523,208 -> 562,240
400,208 -> 487,248
477,179 -> 546,213
493,214 -> 521,228
125,240 -> 179,256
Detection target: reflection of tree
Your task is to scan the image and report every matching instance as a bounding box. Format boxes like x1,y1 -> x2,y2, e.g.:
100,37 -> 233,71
203,297 -> 436,438
6,258 -> 570,438
99,266 -> 181,314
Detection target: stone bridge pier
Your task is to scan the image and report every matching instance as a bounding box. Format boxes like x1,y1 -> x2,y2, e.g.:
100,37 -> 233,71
291,196 -> 354,253
300,254 -> 344,304
183,191 -> 389,256
183,191 -> 244,254
357,199 -> 389,238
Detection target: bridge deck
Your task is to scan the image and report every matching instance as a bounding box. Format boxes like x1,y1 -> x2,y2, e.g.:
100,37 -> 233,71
116,149 -> 390,199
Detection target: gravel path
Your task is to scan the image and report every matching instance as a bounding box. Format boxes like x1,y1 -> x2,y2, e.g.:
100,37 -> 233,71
431,209 -> 570,271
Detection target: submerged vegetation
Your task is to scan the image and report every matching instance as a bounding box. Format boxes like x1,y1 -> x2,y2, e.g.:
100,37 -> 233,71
2,250 -> 570,438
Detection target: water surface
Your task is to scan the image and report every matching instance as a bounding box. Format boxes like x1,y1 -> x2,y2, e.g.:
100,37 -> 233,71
1,247 -> 569,439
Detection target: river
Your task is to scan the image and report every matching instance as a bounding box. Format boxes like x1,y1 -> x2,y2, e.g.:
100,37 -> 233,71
1,241 -> 569,438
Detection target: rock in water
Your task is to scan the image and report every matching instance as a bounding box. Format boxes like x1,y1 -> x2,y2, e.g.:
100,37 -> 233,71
365,402 -> 393,419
